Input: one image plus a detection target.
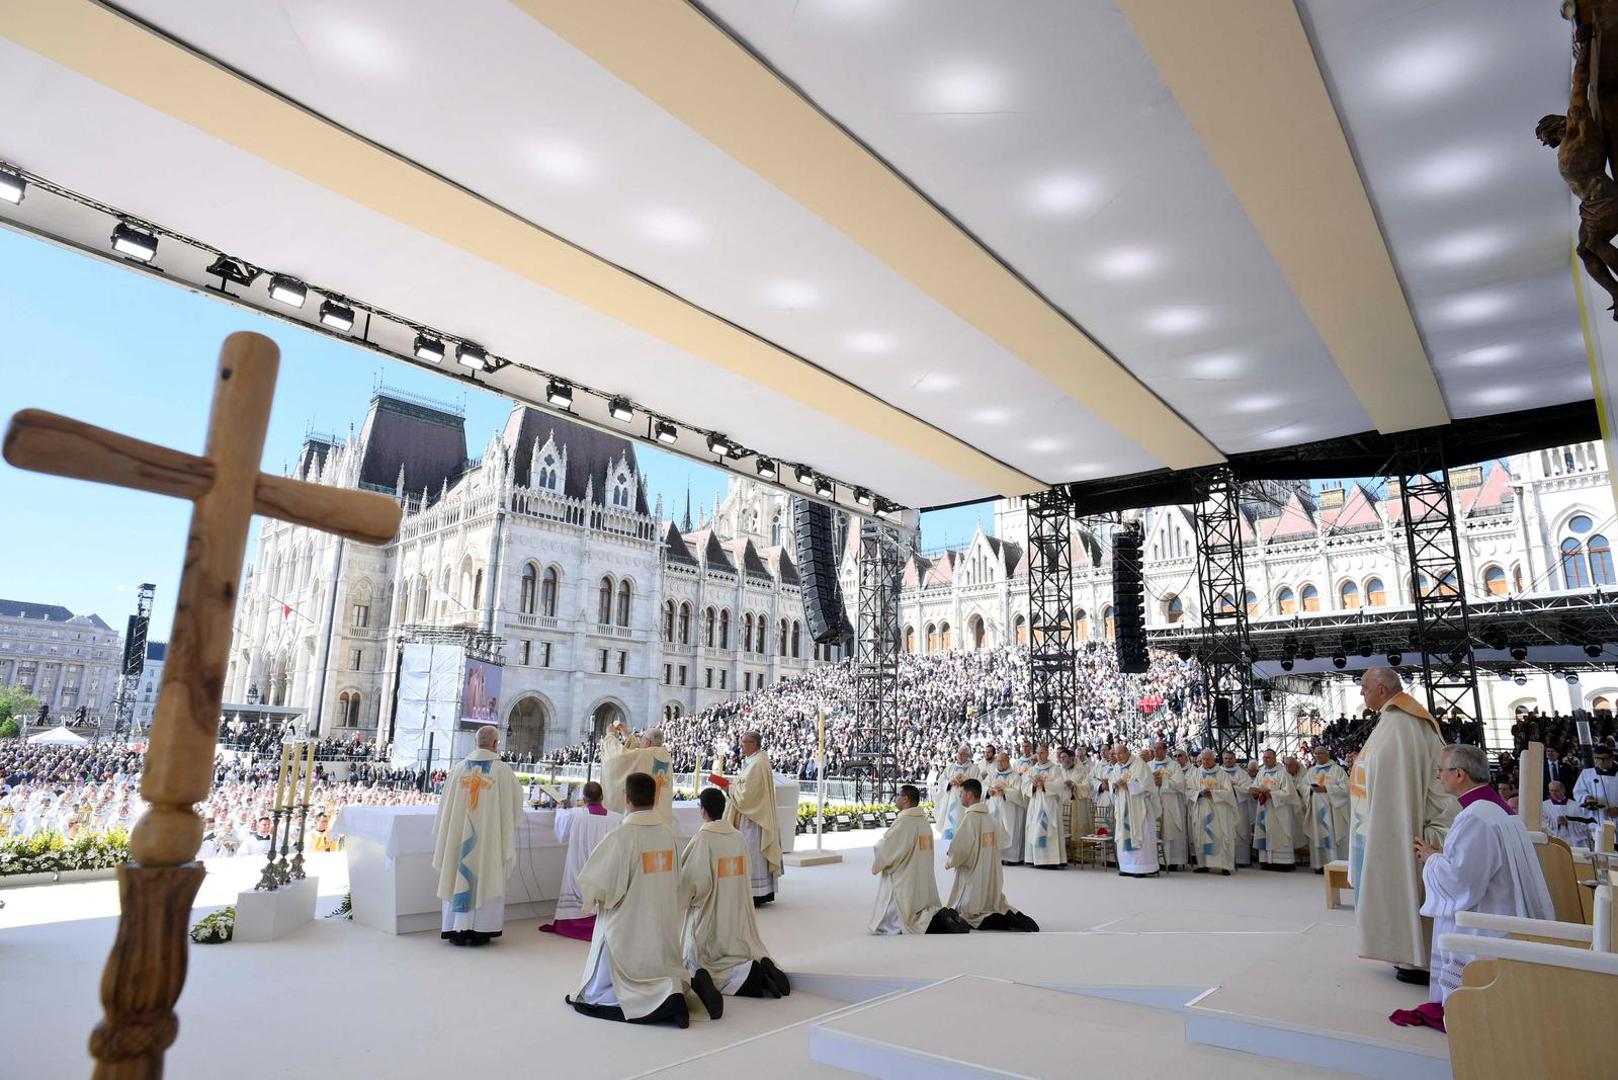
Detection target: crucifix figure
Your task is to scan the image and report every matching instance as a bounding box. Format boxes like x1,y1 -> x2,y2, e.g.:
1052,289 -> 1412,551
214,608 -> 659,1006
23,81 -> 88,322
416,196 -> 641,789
3,332 -> 401,1079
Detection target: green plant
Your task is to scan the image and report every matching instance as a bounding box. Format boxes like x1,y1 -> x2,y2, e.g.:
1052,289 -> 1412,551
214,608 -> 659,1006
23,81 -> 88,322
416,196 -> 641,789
0,717 -> 18,739
0,827 -> 130,877
0,684 -> 41,729
328,890 -> 353,920
190,907 -> 235,944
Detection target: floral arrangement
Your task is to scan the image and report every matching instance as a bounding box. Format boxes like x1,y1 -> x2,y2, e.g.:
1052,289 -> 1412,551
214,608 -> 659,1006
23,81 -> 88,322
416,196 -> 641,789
0,827 -> 130,877
327,890 -> 353,920
190,907 -> 235,944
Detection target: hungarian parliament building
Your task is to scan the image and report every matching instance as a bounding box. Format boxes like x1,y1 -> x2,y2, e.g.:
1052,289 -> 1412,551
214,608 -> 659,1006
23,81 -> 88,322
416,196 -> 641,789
224,386 -> 1616,756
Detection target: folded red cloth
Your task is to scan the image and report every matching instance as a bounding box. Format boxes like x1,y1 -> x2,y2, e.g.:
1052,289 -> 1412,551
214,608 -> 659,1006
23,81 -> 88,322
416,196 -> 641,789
1388,1002 -> 1445,1033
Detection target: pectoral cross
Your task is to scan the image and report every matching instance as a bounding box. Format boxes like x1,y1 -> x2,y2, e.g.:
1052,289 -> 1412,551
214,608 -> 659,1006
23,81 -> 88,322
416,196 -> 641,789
3,332 -> 401,1080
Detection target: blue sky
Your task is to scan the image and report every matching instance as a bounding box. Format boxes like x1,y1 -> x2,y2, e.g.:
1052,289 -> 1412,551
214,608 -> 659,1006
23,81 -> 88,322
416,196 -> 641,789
0,228 -> 993,640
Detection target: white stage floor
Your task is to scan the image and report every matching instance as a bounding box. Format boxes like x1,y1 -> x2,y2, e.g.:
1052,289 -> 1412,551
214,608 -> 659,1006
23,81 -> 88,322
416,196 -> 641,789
0,835 -> 1451,1079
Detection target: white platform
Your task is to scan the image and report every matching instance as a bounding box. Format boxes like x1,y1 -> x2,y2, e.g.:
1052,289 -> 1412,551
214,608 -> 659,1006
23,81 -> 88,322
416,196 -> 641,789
232,876 -> 317,942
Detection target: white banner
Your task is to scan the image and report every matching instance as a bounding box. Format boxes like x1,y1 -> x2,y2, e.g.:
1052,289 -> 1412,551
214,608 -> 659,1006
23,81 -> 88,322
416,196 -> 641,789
391,642 -> 466,770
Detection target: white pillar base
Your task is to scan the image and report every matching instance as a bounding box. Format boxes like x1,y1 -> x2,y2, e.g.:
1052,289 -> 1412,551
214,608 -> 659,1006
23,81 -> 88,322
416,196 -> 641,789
783,849 -> 843,867
234,876 -> 318,942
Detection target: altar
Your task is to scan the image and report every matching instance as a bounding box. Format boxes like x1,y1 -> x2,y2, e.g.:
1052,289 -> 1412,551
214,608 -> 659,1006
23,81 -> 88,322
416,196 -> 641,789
336,781 -> 799,934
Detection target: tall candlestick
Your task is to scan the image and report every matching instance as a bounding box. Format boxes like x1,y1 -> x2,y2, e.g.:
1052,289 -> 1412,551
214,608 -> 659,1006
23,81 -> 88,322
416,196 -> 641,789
273,741 -> 290,811
302,738 -> 317,805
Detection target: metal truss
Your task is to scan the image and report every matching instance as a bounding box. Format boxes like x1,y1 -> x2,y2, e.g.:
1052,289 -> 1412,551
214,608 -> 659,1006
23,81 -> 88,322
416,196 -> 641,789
853,517 -> 906,803
110,583 -> 155,735
1027,489 -> 1077,746
1397,446 -> 1484,745
1193,470 -> 1257,757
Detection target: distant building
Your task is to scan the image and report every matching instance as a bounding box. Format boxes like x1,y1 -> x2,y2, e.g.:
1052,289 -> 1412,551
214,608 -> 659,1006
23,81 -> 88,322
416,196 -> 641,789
130,641 -> 167,729
0,600 -> 120,721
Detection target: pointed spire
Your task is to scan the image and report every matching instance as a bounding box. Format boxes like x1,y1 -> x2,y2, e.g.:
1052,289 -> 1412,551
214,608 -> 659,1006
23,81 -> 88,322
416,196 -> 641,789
530,436 -> 542,489
681,484 -> 693,532
395,463 -> 406,498
655,493 -> 664,521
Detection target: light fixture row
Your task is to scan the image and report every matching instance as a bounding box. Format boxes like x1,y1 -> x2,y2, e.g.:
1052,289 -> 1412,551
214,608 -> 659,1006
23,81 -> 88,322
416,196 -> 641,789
0,159 -> 908,523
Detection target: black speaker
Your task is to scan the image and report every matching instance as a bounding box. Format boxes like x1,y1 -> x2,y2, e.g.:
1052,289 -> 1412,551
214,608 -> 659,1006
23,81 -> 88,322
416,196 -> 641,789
1214,696 -> 1233,729
1112,523 -> 1148,674
793,497 -> 853,645
1036,702 -> 1053,729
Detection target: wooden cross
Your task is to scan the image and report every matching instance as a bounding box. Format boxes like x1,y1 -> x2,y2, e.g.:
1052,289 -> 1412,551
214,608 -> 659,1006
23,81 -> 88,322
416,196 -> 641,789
2,332 -> 401,1080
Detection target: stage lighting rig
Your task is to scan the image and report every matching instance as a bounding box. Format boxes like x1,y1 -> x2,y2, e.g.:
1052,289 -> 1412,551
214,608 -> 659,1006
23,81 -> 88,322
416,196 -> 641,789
853,488 -> 874,508
413,333 -> 445,363
654,420 -> 677,444
205,255 -> 258,289
755,458 -> 777,482
1585,643 -> 1603,658
1387,652 -> 1403,666
267,274 -> 307,308
319,299 -> 355,332
1331,654 -> 1347,669
546,379 -> 574,409
1509,643 -> 1527,662
608,397 -> 634,423
1300,643 -> 1316,662
1280,658 -> 1294,671
0,167 -> 24,205
110,221 -> 157,263
707,433 -> 733,457
813,475 -> 835,499
794,464 -> 814,486
457,342 -> 488,371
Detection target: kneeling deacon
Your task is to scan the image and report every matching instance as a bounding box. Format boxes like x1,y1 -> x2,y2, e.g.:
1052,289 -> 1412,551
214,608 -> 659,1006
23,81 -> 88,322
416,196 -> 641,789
680,787 -> 791,999
431,725 -> 524,946
945,780 -> 1038,932
870,784 -> 968,934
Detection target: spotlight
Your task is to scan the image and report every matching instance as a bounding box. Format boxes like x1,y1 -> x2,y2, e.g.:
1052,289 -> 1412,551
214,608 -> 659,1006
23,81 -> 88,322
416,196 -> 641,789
1332,654 -> 1347,669
457,342 -> 487,370
707,433 -> 733,457
813,475 -> 835,499
267,274 -> 307,308
1508,643 -> 1527,662
794,464 -> 815,486
853,487 -> 874,508
1343,635 -> 1358,655
755,458 -> 778,482
1484,631 -> 1508,651
1566,671 -> 1580,683
413,333 -> 445,363
1300,643 -> 1317,662
1280,658 -> 1294,672
205,255 -> 258,288
110,221 -> 157,263
1387,652 -> 1403,666
1513,674 -> 1528,686
876,499 -> 901,520
608,397 -> 634,423
1176,645 -> 1192,661
546,380 -> 574,409
1281,635 -> 1298,659
1358,643 -> 1373,659
0,168 -> 24,205
1585,643 -> 1603,658
654,421 -> 678,444
319,299 -> 355,332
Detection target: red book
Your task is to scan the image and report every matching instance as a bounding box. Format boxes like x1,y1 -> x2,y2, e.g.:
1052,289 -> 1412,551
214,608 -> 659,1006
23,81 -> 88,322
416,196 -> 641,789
707,773 -> 730,789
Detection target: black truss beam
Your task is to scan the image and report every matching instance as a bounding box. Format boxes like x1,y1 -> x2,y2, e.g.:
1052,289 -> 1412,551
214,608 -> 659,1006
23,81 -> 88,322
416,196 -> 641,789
853,517 -> 905,803
1194,470 -> 1257,757
1028,489 -> 1077,745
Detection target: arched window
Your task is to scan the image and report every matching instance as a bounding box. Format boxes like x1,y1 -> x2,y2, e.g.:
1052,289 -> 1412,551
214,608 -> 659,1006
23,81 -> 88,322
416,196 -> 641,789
1165,595 -> 1184,623
1300,584 -> 1320,612
925,623 -> 937,652
791,620 -> 801,658
770,512 -> 782,547
1482,565 -> 1508,597
1364,577 -> 1386,607
415,575 -> 430,620
1244,591 -> 1259,617
520,564 -> 537,614
678,602 -> 691,644
1013,613 -> 1027,646
1590,534 -> 1614,586
617,580 -> 632,626
705,607 -> 716,648
1277,587 -> 1296,615
1339,581 -> 1360,610
1511,565 -> 1524,593
339,691 -> 362,728
939,621 -> 952,650
779,618 -> 788,655
1074,609 -> 1088,642
969,615 -> 985,649
599,577 -> 614,625
537,453 -> 558,492
719,608 -> 730,648
743,613 -> 754,652
541,567 -> 559,617
1102,605 -> 1115,641
757,613 -> 769,655
663,599 -> 674,642
1562,537 -> 1589,589
904,626 -> 916,652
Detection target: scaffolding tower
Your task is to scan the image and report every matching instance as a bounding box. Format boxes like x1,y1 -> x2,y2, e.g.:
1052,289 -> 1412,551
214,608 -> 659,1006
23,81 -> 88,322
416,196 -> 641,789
852,517 -> 906,802
1027,489 -> 1077,745
1194,471 -> 1258,756
110,583 -> 155,735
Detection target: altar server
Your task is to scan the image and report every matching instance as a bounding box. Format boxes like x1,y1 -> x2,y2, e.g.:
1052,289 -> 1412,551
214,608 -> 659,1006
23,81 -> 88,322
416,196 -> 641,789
680,788 -> 790,999
945,780 -> 1037,932
1250,749 -> 1298,871
870,784 -> 966,935
1149,742 -> 1188,870
542,781 -> 620,940
723,730 -> 782,906
1108,743 -> 1159,877
431,725 -> 524,946
1414,744 -> 1553,1012
932,745 -> 978,840
983,751 -> 1027,864
1021,745 -> 1068,868
1350,667 -> 1456,982
1187,749 -> 1238,875
1572,746 -> 1618,831
1542,780 -> 1594,849
568,772 -> 718,1027
1304,746 -> 1351,871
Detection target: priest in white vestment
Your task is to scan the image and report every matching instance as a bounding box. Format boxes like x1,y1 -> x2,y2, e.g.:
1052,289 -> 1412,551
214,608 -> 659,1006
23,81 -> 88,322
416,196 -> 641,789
932,746 -> 978,841
1187,749 -> 1238,875
1572,746 -> 1618,834
599,724 -> 676,825
431,725 -> 524,946
1149,743 -> 1188,870
945,780 -> 1037,931
1303,746 -> 1351,872
1222,751 -> 1253,867
1021,745 -> 1068,868
1542,781 -> 1595,849
1059,747 -> 1093,839
680,788 -> 790,999
569,771 -> 718,1027
1249,749 -> 1298,871
1350,667 -> 1457,981
541,780 -> 621,940
983,752 -> 1027,865
1393,744 -> 1553,1032
1108,743 -> 1159,877
720,730 -> 782,905
870,784 -> 966,934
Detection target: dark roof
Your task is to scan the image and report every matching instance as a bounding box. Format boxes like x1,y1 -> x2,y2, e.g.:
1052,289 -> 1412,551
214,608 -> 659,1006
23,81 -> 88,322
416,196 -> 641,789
663,524 -> 699,566
502,407 -> 650,514
357,393 -> 467,495
734,539 -> 773,581
147,641 -> 167,662
297,435 -> 336,481
0,601 -> 111,629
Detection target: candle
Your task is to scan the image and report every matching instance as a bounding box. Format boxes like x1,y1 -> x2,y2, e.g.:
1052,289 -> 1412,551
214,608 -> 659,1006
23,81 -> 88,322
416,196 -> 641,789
301,739 -> 317,806
273,741 -> 290,811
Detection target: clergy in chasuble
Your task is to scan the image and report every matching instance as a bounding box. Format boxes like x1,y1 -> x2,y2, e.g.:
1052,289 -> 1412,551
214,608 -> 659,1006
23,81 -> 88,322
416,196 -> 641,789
984,752 -> 1027,865
1188,749 -> 1238,875
871,784 -> 961,935
1021,746 -> 1068,867
680,788 -> 791,998
1304,745 -> 1351,871
1350,668 -> 1457,973
932,746 -> 979,840
570,772 -> 715,1027
600,724 -> 676,825
1108,744 -> 1159,877
1222,750 -> 1254,867
1149,743 -> 1188,869
724,730 -> 782,904
945,780 -> 1036,931
431,726 -> 524,944
1250,748 -> 1299,870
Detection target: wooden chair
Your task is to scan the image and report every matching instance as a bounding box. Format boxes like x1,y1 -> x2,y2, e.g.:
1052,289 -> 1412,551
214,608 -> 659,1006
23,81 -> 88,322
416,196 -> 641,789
1323,859 -> 1350,910
1533,833 -> 1590,924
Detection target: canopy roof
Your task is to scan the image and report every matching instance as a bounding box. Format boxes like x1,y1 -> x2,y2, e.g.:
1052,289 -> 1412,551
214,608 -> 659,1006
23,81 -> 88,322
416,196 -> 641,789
27,725 -> 87,745
0,0 -> 1588,511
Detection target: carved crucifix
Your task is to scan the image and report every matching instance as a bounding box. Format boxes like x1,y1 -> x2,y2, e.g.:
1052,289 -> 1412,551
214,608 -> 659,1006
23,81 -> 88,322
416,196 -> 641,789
2,332 -> 401,1079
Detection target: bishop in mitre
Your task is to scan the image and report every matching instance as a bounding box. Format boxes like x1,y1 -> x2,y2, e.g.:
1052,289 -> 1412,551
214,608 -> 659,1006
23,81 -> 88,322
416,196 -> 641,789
541,780 -> 621,940
568,771 -> 721,1027
1187,749 -> 1238,875
1350,667 -> 1457,982
871,784 -> 968,934
431,725 -> 524,946
1021,744 -> 1068,868
717,730 -> 782,906
680,787 -> 791,999
1108,743 -> 1159,877
944,780 -> 1037,931
1249,748 -> 1298,871
1304,745 -> 1351,872
932,745 -> 978,840
983,751 -> 1027,864
600,722 -> 676,824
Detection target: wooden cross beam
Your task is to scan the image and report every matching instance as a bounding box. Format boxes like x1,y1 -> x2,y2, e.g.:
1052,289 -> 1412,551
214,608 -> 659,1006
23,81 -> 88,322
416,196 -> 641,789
2,332 -> 401,1080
